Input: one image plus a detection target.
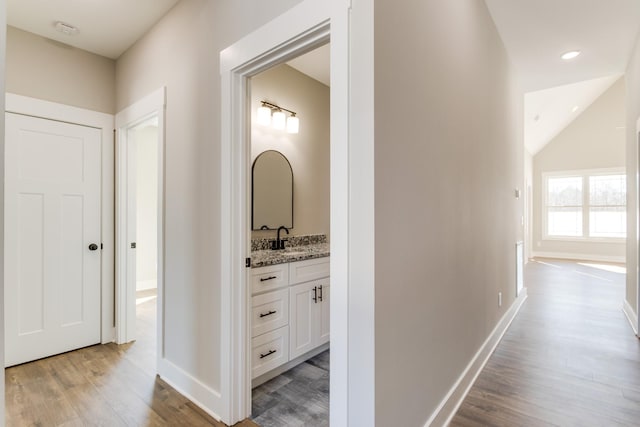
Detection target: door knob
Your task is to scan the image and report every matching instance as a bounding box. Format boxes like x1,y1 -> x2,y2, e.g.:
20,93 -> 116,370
88,243 -> 99,251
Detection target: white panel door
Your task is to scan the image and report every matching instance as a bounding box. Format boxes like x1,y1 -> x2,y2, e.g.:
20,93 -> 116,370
5,112 -> 102,367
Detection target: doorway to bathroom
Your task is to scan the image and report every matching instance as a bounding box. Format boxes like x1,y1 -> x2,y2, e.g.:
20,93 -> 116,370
248,43 -> 331,426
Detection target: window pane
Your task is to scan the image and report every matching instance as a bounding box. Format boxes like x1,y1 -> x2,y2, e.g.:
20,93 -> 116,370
548,207 -> 583,236
589,207 -> 626,238
589,174 -> 626,206
548,177 -> 582,206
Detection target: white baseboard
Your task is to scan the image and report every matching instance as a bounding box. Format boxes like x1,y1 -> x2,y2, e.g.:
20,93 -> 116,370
623,299 -> 638,336
425,288 -> 528,427
532,251 -> 625,264
157,357 -> 224,422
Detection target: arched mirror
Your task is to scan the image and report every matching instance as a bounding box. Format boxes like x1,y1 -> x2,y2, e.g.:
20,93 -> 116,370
252,150 -> 293,230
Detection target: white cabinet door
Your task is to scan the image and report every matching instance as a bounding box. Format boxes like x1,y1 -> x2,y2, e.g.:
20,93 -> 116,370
318,283 -> 330,346
289,281 -> 316,359
289,279 -> 330,359
5,113 -> 102,367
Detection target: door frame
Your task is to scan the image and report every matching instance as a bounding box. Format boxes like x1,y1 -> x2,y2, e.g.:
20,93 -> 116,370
637,115 -> 640,335
220,0 -> 375,424
114,88 -> 166,354
5,93 -> 116,344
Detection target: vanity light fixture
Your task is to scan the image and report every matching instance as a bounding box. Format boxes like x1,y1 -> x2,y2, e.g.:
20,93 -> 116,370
561,50 -> 581,60
272,110 -> 286,130
257,101 -> 299,134
257,104 -> 272,126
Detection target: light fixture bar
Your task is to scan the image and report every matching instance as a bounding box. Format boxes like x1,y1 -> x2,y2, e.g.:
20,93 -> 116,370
261,101 -> 297,116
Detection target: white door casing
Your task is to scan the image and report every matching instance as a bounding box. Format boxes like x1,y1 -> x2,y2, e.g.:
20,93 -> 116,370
115,88 -> 166,362
220,0 -> 376,424
5,113 -> 102,366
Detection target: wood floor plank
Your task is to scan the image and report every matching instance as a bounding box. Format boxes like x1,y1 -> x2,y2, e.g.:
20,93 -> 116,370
451,258 -> 640,427
5,291 -> 257,427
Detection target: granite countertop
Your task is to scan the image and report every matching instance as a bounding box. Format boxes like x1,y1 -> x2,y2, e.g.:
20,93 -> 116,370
251,242 -> 330,268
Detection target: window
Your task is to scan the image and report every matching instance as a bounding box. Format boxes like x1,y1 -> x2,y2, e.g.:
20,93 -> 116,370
544,170 -> 626,240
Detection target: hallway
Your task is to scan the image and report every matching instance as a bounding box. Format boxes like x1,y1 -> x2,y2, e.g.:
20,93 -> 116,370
452,258 -> 640,426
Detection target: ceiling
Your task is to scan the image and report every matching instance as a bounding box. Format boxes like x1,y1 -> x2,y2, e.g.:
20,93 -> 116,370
6,0 -> 640,154
485,0 -> 640,154
524,74 -> 622,154
7,0 -> 181,59
287,44 -> 330,87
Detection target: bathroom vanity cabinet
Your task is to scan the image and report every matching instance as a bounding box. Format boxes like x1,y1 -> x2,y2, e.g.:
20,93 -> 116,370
250,256 -> 330,380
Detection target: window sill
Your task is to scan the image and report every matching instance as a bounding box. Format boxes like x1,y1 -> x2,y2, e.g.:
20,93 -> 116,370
542,236 -> 626,244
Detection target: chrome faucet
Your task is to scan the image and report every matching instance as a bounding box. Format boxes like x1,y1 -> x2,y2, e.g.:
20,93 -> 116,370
272,226 -> 289,250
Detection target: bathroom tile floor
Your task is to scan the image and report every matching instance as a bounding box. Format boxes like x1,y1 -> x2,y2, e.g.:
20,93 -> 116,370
251,350 -> 330,427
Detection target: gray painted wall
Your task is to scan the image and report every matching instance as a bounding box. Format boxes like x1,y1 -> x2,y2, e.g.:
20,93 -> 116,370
6,26 -> 115,114
532,78 -> 626,261
373,1 -> 523,425
250,64 -> 330,240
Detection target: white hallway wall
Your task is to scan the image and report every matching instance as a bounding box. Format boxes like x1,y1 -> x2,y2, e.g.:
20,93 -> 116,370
626,34 -> 640,317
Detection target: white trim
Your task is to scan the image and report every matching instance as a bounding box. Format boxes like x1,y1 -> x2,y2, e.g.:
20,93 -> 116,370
636,116 -> 640,337
531,251 -> 626,264
425,288 -> 529,427
157,358 -> 223,422
114,88 -> 166,360
219,0 -> 374,425
623,299 -> 638,336
5,93 -> 116,344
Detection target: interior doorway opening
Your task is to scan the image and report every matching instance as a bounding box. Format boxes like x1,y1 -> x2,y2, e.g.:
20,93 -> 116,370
114,88 -> 166,376
248,42 -> 331,426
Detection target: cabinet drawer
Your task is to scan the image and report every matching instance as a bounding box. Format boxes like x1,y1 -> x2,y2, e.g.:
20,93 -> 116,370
251,326 -> 289,379
252,289 -> 288,338
251,264 -> 289,295
289,257 -> 330,284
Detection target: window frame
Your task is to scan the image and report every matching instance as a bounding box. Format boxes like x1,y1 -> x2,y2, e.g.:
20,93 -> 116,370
542,168 -> 626,242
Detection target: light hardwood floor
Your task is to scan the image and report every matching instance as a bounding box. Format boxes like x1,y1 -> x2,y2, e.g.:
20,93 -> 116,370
5,290 -> 258,427
451,258 -> 640,426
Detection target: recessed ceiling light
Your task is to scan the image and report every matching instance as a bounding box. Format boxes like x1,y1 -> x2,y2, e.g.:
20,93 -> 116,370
572,106 -> 579,113
561,50 -> 581,60
54,21 -> 78,36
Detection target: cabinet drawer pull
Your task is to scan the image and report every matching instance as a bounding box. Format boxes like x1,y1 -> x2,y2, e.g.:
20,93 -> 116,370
259,310 -> 277,318
259,349 -> 277,359
312,286 -> 317,303
260,276 -> 277,282
318,285 -> 323,302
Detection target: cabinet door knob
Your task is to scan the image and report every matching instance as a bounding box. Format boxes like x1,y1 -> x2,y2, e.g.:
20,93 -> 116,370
312,286 -> 318,303
88,243 -> 98,251
318,285 -> 323,302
